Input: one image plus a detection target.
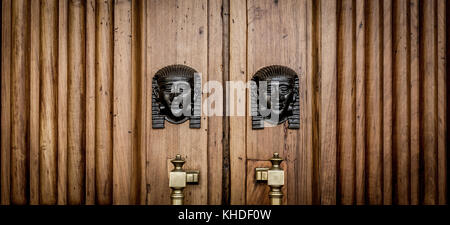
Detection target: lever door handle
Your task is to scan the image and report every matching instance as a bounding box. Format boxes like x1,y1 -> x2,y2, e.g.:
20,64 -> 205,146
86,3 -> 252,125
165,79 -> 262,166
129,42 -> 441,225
255,153 -> 284,205
169,154 -> 200,205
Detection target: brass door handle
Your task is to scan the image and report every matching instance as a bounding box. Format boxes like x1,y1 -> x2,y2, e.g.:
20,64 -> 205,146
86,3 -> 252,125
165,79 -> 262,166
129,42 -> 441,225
169,154 -> 199,205
255,153 -> 284,205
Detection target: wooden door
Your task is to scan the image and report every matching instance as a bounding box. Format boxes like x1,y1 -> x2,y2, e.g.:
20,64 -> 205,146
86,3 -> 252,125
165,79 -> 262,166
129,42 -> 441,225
0,0 -> 225,205
145,0 -> 224,205
0,0 -> 448,205
229,0 -> 449,205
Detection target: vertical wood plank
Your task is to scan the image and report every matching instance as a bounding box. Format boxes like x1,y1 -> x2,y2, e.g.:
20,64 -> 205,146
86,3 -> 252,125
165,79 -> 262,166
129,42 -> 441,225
11,0 -> 29,205
146,0 -> 178,205
174,0 -> 209,205
29,0 -> 40,205
229,0 -> 247,205
299,0 -> 313,205
207,0 -> 224,205
130,0 -> 139,204
40,0 -> 59,205
355,0 -> 366,205
146,0 -> 177,205
0,0 -> 446,207
147,0 -> 208,205
113,0 -> 133,205
1,0 -> 12,206
68,0 -> 85,205
319,0 -> 337,205
337,0 -> 355,205
366,0 -> 383,205
181,0 -> 208,205
393,0 -> 410,205
145,0 -> 155,205
297,0 -> 313,205
310,0 -> 321,205
410,0 -> 420,205
421,0 -> 438,205
436,0 -> 447,205
138,0 -> 147,205
246,0 -> 301,205
446,0 -> 450,206
85,0 -> 96,205
221,0 -> 231,205
57,0 -> 68,205
130,0 -> 147,205
383,0 -> 393,205
95,0 -> 113,205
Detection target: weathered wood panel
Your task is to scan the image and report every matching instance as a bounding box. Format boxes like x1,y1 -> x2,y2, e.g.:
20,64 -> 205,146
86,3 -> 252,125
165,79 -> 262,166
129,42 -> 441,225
11,0 -> 29,205
146,0 -> 210,205
355,0 -> 366,205
40,0 -> 58,205
57,0 -> 68,205
337,0 -> 355,205
85,0 -> 96,205
229,0 -> 247,205
95,0 -> 113,205
29,0 -> 40,205
1,0 -> 12,205
207,0 -> 227,205
68,0 -> 85,205
113,0 -> 132,205
1,0 -> 153,205
230,0 -> 448,205
0,0 -> 447,205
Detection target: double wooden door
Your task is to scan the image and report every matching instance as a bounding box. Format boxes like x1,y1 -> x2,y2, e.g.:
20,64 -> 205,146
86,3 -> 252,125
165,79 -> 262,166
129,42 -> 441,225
1,0 -> 448,205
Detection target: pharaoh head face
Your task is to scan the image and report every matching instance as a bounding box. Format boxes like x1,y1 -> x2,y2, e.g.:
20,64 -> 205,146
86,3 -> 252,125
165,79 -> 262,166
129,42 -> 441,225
261,76 -> 295,117
252,65 -> 299,127
153,65 -> 198,125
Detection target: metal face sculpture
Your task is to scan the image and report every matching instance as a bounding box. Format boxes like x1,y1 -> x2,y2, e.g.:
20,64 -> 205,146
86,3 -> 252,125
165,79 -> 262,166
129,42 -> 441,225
152,65 -> 201,129
251,65 -> 300,129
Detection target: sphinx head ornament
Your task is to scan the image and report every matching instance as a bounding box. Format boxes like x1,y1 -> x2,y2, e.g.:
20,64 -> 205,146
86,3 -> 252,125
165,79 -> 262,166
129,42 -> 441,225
152,65 -> 201,129
251,65 -> 300,129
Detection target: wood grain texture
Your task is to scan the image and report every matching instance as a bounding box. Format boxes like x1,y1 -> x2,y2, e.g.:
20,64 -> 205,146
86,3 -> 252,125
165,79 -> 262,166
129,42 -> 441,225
207,0 -> 225,205
383,0 -> 393,205
0,0 -> 447,205
436,0 -> 447,205
95,0 -> 113,205
421,0 -> 438,205
232,0 -> 447,205
68,0 -> 85,205
319,0 -> 337,205
57,0 -> 68,205
393,0 -> 410,205
366,0 -> 383,205
410,0 -> 419,205
113,0 -> 133,205
40,0 -> 58,205
1,0 -> 12,206
11,0 -> 29,205
229,0 -> 247,205
298,0 -> 313,205
245,0 -> 302,205
146,0 -> 209,205
355,0 -> 366,205
29,0 -> 40,205
85,0 -> 96,205
130,0 -> 147,205
337,0 -> 355,205
310,0 -> 321,205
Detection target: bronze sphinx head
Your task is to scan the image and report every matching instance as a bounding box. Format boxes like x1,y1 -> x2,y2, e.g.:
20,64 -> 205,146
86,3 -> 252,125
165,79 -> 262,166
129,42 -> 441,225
152,65 -> 201,129
251,65 -> 300,129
